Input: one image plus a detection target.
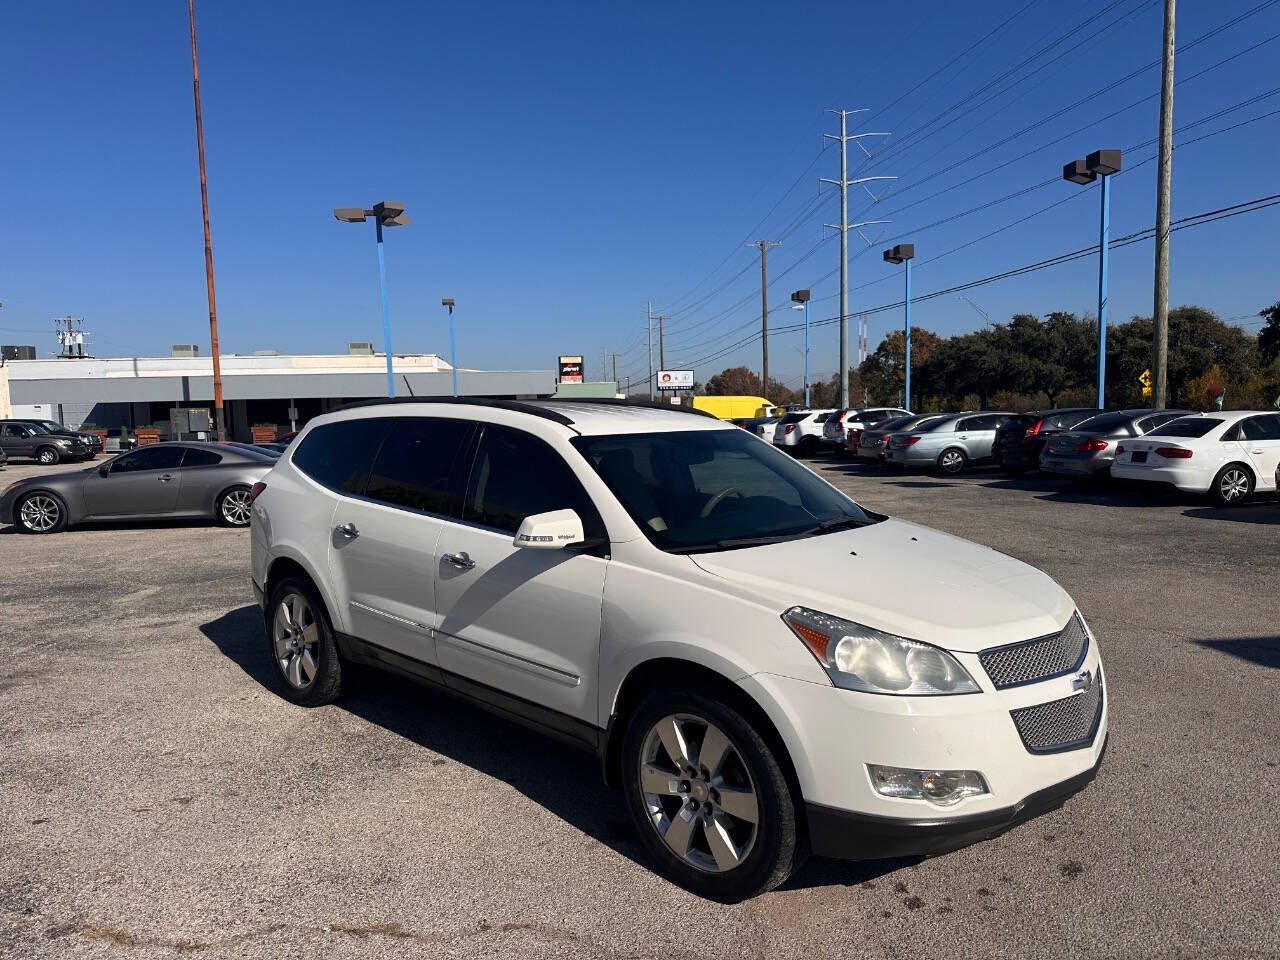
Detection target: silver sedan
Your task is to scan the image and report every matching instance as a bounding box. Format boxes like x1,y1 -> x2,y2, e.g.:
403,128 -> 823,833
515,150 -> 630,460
883,411 -> 1014,475
0,442 -> 276,534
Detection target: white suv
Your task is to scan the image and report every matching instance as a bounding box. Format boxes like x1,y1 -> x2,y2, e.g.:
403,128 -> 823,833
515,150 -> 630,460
249,399 -> 1107,901
771,409 -> 835,456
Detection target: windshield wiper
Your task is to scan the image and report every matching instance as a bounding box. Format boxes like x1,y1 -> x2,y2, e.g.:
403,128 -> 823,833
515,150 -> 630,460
809,515 -> 866,535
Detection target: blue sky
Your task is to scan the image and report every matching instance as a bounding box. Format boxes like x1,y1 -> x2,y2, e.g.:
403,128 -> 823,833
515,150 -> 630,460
1,0 -> 1276,392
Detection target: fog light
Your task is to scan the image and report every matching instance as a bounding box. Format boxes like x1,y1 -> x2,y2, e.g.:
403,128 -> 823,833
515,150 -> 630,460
868,765 -> 989,807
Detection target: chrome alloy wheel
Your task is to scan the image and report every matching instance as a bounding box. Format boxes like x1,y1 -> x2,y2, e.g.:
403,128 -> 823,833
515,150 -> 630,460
37,448 -> 57,464
19,495 -> 60,532
939,449 -> 965,474
1219,467 -> 1251,503
272,592 -> 320,690
638,714 -> 759,874
221,488 -> 252,526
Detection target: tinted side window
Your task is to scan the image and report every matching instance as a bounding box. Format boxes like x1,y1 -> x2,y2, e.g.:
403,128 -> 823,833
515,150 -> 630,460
364,418 -> 475,515
1241,415 -> 1280,441
956,417 -> 984,432
181,448 -> 223,467
463,426 -> 604,538
292,419 -> 392,495
112,446 -> 186,472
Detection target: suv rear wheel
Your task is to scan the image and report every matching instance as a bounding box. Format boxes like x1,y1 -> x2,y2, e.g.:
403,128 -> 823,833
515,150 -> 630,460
266,577 -> 343,706
621,689 -> 804,902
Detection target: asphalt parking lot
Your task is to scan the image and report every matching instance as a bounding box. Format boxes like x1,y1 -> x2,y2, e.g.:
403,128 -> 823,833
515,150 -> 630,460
1,453 -> 1277,959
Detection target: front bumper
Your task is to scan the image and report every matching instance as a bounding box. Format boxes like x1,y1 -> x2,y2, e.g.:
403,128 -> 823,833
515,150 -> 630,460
807,737 -> 1106,860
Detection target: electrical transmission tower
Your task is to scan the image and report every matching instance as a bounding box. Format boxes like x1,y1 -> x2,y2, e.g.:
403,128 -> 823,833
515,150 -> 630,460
822,109 -> 894,408
53,316 -> 89,358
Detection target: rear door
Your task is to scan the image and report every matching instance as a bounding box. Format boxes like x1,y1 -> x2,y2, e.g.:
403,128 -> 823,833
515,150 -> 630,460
433,424 -> 608,724
1237,415 -> 1280,491
958,414 -> 1009,460
82,445 -> 186,517
325,417 -> 476,666
1,424 -> 37,459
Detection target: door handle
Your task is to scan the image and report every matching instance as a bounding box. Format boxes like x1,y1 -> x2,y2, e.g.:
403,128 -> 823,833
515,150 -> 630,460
334,522 -> 359,539
442,552 -> 475,570
159,474 -> 175,482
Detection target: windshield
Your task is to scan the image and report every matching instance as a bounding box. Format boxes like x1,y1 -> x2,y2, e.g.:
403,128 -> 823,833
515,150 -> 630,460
572,428 -> 880,553
1147,417 -> 1222,438
36,420 -> 68,433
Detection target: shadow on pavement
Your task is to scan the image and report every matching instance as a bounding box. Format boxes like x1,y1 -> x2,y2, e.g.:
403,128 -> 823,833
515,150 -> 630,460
1183,504 -> 1280,525
1195,636 -> 1280,669
200,605 -> 907,892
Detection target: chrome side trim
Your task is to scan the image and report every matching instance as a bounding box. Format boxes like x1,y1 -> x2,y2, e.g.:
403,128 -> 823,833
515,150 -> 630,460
349,600 -> 429,634
434,628 -> 581,687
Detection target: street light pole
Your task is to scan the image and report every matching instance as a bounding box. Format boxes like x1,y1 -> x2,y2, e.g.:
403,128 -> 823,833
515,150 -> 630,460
442,299 -> 458,396
883,245 -> 915,410
791,289 -> 812,407
334,202 -> 410,399
1096,169 -> 1111,408
374,216 -> 393,398
1063,150 -> 1121,408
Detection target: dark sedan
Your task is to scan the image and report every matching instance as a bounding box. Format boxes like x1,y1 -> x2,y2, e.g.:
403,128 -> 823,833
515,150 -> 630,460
1,442 -> 276,534
993,407 -> 1102,473
1039,409 -> 1193,481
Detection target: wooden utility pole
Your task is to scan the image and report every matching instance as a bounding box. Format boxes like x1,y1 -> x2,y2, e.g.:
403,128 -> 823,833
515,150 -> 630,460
187,0 -> 225,439
748,241 -> 781,398
1151,0 -> 1176,408
657,315 -> 666,370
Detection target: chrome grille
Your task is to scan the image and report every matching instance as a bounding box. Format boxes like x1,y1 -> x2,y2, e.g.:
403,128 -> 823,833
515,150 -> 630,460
1010,669 -> 1104,754
979,613 -> 1089,689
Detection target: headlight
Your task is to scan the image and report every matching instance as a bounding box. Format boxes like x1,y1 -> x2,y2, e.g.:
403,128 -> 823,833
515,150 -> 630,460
782,606 -> 979,695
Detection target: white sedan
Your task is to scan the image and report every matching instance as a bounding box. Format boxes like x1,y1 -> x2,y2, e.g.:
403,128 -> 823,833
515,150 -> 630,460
1111,411 -> 1280,505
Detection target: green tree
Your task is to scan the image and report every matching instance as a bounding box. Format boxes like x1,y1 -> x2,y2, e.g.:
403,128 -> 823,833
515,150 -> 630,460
704,366 -> 761,396
856,328 -> 944,406
1258,301 -> 1280,365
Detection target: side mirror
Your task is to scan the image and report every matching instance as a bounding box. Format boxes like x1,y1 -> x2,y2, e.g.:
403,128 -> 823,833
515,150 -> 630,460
512,509 -> 585,550
98,463 -> 110,477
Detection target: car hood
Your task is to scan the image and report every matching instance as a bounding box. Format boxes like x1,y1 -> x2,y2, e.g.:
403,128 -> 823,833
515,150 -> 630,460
688,518 -> 1073,652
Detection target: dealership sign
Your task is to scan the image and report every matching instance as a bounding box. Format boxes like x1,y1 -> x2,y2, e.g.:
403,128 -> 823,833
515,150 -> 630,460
657,369 -> 694,391
558,355 -> 584,384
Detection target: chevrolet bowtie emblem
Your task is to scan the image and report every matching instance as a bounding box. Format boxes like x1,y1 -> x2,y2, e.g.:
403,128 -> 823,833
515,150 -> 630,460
1072,669 -> 1094,692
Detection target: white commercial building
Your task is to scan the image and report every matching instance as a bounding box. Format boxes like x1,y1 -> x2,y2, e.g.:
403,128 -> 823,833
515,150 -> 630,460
0,350 -> 556,442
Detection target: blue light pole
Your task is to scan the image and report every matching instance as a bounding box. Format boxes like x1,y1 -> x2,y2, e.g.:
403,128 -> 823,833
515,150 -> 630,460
334,201 -> 411,398
791,289 -> 812,407
883,244 -> 916,410
442,298 -> 458,396
1064,150 -> 1121,408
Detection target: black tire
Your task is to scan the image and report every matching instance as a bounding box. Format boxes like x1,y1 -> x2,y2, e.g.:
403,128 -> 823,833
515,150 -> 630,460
936,447 -> 968,475
35,446 -> 60,465
1211,463 -> 1253,507
265,576 -> 343,706
621,688 -> 805,902
215,485 -> 252,527
15,491 -> 68,534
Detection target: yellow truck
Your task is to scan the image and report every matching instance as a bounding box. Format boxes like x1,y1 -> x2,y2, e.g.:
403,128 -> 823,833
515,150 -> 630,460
691,395 -> 777,421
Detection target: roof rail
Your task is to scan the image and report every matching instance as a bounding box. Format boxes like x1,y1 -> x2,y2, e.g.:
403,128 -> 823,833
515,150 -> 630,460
331,395 -> 721,427
332,395 -> 575,426
540,397 -> 720,420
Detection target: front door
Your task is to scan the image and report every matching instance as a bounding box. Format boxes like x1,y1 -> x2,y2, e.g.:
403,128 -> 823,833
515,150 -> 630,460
82,445 -> 186,517
1237,414 -> 1280,492
433,425 -> 608,724
327,417 -> 476,665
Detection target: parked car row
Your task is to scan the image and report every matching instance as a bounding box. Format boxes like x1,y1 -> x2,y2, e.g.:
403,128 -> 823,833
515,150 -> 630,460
0,418 -> 102,464
845,403 -> 1280,505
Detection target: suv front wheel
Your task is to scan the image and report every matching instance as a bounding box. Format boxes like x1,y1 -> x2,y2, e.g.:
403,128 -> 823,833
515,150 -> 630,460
621,689 -> 804,901
266,577 -> 343,706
